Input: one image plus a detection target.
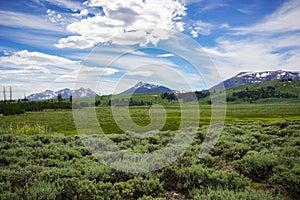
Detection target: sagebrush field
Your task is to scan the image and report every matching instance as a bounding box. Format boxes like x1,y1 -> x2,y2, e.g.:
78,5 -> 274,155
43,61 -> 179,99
1,120 -> 299,199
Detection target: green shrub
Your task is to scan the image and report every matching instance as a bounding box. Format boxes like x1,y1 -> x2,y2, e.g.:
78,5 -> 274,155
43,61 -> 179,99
233,150 -> 279,181
163,164 -> 250,196
270,164 -> 300,198
191,187 -> 281,200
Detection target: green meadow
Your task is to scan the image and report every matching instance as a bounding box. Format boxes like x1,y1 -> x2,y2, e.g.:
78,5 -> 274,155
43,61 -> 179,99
1,103 -> 299,134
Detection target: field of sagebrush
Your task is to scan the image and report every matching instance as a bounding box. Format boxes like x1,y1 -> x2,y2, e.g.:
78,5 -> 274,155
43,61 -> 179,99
1,120 -> 299,199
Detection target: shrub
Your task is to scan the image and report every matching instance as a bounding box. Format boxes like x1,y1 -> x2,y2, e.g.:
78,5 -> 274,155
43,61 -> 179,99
233,150 -> 279,181
270,164 -> 300,198
191,187 -> 281,200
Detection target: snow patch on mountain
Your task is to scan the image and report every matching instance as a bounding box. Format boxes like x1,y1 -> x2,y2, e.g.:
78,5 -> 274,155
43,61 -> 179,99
214,70 -> 300,89
26,88 -> 99,101
120,81 -> 173,94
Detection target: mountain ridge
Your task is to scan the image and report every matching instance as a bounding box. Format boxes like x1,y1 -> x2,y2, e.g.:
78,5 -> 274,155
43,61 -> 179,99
26,88 -> 99,101
215,70 -> 300,89
120,81 -> 173,94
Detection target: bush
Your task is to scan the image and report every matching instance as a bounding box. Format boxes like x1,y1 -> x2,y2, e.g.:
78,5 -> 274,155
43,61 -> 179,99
162,164 -> 250,196
270,164 -> 300,198
233,150 -> 279,181
191,187 -> 281,200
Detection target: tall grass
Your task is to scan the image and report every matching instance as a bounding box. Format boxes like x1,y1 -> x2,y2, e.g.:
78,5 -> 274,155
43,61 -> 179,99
3,123 -> 49,135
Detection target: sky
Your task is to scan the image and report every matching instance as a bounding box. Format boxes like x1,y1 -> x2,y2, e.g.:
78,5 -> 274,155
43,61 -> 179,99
0,0 -> 300,98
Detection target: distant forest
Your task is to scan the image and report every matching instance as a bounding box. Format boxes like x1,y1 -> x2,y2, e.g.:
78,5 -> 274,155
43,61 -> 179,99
0,95 -> 72,116
227,86 -> 298,102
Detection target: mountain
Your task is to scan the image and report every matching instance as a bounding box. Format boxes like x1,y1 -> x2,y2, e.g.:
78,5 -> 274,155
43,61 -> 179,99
120,81 -> 173,94
56,88 -> 98,99
26,88 -> 99,101
215,70 -> 300,89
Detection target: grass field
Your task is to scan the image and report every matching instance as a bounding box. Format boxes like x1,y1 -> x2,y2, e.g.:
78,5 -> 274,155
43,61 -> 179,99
0,103 -> 299,134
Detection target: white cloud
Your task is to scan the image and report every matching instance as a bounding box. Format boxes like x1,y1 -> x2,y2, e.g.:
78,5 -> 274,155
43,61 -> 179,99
80,66 -> 118,75
220,23 -> 230,29
202,0 -> 300,79
203,35 -> 300,79
39,0 -> 83,10
55,0 -> 187,49
0,50 -> 79,70
188,20 -> 214,38
236,8 -> 254,15
127,70 -> 154,77
0,10 -> 65,32
0,50 -> 80,95
86,51 -> 178,71
0,50 -> 119,97
3,50 -> 11,56
234,0 -> 300,35
157,53 -> 175,58
46,9 -> 66,23
54,67 -> 118,83
0,29 -> 63,49
200,0 -> 228,12
182,0 -> 203,5
0,66 -> 50,76
72,9 -> 89,18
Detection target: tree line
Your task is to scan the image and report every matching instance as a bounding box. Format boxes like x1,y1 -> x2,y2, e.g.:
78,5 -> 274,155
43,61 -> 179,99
0,95 -> 72,116
161,91 -> 210,102
227,86 -> 298,102
108,98 -> 152,107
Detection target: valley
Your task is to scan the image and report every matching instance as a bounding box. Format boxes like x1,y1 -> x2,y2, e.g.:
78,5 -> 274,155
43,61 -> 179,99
1,72 -> 299,200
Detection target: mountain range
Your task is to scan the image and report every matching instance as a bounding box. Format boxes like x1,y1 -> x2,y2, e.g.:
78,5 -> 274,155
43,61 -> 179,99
26,70 -> 300,101
120,81 -> 173,94
26,88 -> 99,101
217,70 -> 300,89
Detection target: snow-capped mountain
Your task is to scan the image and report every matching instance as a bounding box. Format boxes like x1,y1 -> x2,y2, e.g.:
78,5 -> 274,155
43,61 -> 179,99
26,90 -> 57,101
216,70 -> 300,89
56,88 -> 98,99
26,88 -> 99,101
120,81 -> 173,94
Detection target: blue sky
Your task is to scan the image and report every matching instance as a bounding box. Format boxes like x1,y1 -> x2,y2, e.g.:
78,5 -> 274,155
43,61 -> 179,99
0,0 -> 299,97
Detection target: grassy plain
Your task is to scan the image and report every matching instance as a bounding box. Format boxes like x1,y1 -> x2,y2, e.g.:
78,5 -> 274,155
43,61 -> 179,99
0,103 -> 299,134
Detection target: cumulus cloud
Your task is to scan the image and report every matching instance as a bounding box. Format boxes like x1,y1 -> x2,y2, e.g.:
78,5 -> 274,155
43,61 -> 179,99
46,9 -> 66,24
0,50 -> 119,97
72,9 -> 89,18
186,19 -> 215,38
55,0 -> 187,49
